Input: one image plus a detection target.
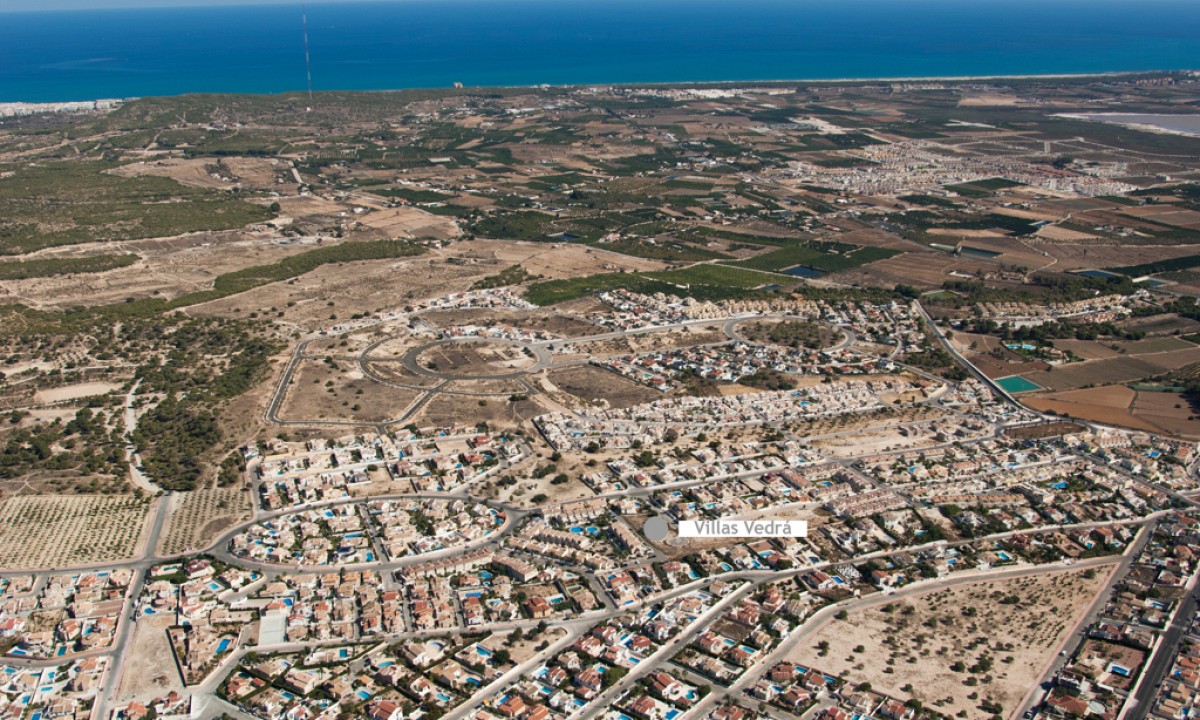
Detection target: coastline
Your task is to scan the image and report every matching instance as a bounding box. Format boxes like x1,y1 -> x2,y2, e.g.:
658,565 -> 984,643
1052,111 -> 1200,139
2,69 -> 1196,108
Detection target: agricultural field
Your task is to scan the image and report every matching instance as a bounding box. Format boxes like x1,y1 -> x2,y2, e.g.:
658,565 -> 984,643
1026,385 -> 1200,437
729,241 -> 898,273
159,488 -> 253,556
0,494 -> 151,568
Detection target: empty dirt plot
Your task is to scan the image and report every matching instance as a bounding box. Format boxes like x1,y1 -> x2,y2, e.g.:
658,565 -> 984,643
32,381 -> 120,404
625,325 -> 729,353
837,251 -> 996,288
0,494 -> 151,569
814,428 -> 933,457
420,309 -> 604,338
160,488 -> 253,555
462,239 -> 669,280
109,156 -> 286,191
1004,421 -> 1086,440
408,391 -> 546,431
359,361 -> 442,389
414,341 -> 537,376
117,613 -> 188,703
1023,385 -> 1172,434
790,566 -> 1112,720
356,206 -> 459,241
4,233 -> 308,311
279,359 -> 423,424
542,366 -> 661,409
305,330 -> 397,357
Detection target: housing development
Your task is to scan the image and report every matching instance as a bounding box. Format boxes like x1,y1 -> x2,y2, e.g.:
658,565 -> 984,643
3,73 -> 1200,720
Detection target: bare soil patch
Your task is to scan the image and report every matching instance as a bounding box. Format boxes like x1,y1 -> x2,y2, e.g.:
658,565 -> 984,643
542,366 -> 661,409
410,391 -> 547,431
789,566 -> 1113,720
416,341 -> 536,376
117,614 -> 187,702
1129,391 -> 1200,438
33,381 -> 119,404
280,358 -> 423,424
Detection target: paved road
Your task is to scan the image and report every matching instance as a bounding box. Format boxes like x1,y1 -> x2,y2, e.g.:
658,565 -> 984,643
1019,522 -> 1157,717
1125,572 -> 1200,720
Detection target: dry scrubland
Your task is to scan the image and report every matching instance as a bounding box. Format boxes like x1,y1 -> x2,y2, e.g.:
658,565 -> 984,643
791,567 -> 1112,719
0,494 -> 151,568
159,488 -> 252,556
280,359 -> 424,424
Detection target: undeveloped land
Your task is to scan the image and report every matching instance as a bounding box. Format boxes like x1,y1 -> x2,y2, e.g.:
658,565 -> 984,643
790,566 -> 1112,720
541,366 -> 661,410
415,342 -> 535,375
279,359 -> 424,424
0,494 -> 151,569
410,391 -> 547,431
117,613 -> 188,703
6,233 -> 313,311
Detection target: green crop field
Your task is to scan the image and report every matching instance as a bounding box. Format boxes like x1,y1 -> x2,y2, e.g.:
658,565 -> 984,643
730,243 -> 898,273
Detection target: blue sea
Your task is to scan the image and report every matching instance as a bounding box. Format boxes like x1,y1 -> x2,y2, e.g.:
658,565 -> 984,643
2,0 -> 1200,102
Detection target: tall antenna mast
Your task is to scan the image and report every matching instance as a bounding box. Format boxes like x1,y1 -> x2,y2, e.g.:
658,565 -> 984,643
302,5 -> 314,110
